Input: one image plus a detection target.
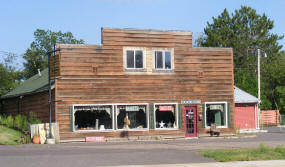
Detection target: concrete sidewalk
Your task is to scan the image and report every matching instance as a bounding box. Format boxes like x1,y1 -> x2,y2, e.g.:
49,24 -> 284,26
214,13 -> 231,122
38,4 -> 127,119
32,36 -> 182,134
107,160 -> 285,167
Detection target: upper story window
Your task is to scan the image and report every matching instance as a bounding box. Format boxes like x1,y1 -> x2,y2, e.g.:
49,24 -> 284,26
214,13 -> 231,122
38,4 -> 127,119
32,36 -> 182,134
155,51 -> 172,70
126,50 -> 143,69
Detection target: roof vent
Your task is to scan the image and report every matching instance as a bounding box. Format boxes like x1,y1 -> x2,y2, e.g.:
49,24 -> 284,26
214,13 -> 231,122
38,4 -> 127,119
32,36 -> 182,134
38,69 -> 42,77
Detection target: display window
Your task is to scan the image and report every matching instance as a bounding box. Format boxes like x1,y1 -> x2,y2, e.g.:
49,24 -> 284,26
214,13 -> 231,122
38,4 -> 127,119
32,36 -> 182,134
205,102 -> 228,128
154,103 -> 178,129
116,104 -> 148,130
73,105 -> 113,131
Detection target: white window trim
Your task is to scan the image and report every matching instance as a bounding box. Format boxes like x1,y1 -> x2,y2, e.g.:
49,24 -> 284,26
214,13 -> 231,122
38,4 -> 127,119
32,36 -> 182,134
72,104 -> 115,132
204,102 -> 228,129
115,103 -> 149,131
153,103 -> 179,130
125,49 -> 145,70
154,50 -> 172,70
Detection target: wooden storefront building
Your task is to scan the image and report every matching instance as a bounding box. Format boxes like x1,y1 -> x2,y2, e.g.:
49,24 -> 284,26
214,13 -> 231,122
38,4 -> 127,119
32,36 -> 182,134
1,28 -> 235,140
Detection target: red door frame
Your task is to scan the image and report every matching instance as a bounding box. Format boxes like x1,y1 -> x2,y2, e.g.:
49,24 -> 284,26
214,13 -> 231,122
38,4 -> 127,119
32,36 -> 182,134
184,105 -> 198,137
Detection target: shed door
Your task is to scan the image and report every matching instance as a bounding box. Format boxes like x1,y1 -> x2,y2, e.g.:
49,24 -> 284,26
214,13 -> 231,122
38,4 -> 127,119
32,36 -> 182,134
184,106 -> 197,137
234,103 -> 256,129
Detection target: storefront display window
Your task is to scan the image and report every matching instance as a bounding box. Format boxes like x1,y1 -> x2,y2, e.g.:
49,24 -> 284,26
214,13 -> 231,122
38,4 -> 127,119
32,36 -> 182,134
74,105 -> 113,131
116,104 -> 148,130
205,102 -> 227,127
154,104 -> 178,129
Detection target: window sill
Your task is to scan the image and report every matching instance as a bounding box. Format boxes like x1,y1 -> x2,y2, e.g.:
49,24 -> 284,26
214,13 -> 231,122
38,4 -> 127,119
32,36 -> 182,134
124,69 -> 147,72
205,126 -> 228,129
74,129 -> 115,133
152,69 -> 174,73
154,128 -> 179,130
116,128 -> 149,131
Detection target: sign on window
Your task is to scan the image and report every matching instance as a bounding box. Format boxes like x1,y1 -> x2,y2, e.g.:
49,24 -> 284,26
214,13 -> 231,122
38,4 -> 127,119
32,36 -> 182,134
159,106 -> 173,111
125,106 -> 140,111
210,104 -> 224,111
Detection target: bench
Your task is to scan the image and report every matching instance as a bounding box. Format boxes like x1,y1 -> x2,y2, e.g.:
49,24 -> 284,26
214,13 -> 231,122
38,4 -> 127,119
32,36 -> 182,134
210,123 -> 220,136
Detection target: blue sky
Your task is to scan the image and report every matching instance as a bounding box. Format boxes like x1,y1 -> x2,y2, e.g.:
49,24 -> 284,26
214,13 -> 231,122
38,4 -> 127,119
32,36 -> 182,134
0,0 -> 284,67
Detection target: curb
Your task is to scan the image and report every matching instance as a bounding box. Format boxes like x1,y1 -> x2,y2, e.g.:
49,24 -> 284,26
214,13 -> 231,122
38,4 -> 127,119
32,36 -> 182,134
60,134 -> 257,143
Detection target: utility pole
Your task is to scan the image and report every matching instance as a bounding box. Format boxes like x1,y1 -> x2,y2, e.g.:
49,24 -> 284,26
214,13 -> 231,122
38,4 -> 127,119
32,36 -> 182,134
258,48 -> 261,102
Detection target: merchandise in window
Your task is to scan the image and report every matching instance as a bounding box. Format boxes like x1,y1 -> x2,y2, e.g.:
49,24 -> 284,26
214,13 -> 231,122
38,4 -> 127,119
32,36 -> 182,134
126,50 -> 143,69
155,51 -> 171,69
74,105 -> 113,131
116,105 -> 147,129
155,104 -> 177,129
206,103 -> 227,127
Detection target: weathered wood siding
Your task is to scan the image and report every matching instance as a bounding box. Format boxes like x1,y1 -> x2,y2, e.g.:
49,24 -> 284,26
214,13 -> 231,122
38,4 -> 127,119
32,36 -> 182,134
54,28 -> 234,139
1,91 -> 55,123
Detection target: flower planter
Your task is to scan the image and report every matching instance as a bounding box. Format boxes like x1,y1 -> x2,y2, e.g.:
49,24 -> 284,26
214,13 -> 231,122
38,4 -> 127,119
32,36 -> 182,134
33,136 -> 40,144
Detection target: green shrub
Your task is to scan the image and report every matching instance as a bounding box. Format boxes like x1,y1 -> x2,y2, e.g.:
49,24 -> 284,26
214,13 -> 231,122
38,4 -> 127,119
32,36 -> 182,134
14,114 -> 28,131
258,143 -> 269,153
275,145 -> 285,154
28,112 -> 42,124
5,115 -> 14,128
0,115 -> 6,125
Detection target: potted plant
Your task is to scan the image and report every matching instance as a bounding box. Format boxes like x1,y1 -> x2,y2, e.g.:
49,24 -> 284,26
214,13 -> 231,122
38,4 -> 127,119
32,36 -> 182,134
33,132 -> 40,144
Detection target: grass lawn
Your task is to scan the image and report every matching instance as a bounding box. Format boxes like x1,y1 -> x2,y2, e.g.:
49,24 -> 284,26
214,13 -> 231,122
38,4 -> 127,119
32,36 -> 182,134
0,125 -> 25,145
199,144 -> 285,162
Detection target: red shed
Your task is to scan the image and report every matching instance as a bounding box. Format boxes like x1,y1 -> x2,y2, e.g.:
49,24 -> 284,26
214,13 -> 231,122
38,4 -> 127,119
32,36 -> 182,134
234,87 -> 260,130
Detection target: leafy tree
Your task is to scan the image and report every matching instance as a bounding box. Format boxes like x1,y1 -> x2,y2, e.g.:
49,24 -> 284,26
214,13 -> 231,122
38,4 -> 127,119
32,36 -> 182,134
262,51 -> 285,113
0,53 -> 22,97
23,29 -> 84,78
198,6 -> 283,68
197,6 -> 284,113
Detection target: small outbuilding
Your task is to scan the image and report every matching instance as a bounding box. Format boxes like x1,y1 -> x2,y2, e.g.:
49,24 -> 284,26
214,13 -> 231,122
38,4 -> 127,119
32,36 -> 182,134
234,87 -> 260,130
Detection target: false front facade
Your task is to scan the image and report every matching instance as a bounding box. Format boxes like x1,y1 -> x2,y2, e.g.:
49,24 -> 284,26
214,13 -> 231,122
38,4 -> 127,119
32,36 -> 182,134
51,28 -> 234,140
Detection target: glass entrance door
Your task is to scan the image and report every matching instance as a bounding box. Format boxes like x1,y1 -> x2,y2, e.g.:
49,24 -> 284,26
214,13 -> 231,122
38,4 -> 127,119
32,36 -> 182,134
184,106 -> 197,137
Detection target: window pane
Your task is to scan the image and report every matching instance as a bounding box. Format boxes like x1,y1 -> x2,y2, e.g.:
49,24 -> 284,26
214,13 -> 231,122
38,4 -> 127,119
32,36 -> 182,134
126,50 -> 134,68
165,51 -> 171,69
155,51 -> 163,69
155,104 -> 176,128
74,105 -> 113,130
135,50 -> 143,68
117,105 -> 147,129
206,103 -> 226,127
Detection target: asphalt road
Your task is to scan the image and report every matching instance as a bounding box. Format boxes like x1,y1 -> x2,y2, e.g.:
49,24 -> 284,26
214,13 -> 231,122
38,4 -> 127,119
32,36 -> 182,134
0,127 -> 284,167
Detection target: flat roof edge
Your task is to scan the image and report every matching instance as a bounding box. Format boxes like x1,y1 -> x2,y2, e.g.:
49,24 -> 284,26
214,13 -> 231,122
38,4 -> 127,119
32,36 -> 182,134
56,44 -> 102,48
102,27 -> 193,35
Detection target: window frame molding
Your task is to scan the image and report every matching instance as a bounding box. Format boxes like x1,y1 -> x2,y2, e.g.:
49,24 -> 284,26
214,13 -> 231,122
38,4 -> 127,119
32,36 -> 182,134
204,101 -> 228,129
153,103 -> 179,130
123,47 -> 146,70
115,103 -> 149,131
72,104 -> 115,132
154,50 -> 172,70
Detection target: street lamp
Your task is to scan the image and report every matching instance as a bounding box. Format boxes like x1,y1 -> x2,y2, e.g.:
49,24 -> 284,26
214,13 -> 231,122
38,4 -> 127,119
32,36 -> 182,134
46,45 -> 60,144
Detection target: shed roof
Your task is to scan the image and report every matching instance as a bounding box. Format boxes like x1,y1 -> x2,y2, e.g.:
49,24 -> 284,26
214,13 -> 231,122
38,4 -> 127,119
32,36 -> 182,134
234,87 -> 259,104
1,69 -> 53,99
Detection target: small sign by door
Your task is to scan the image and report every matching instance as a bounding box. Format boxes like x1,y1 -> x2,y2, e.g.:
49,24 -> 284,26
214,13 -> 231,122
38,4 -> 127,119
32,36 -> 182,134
181,100 -> 201,105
